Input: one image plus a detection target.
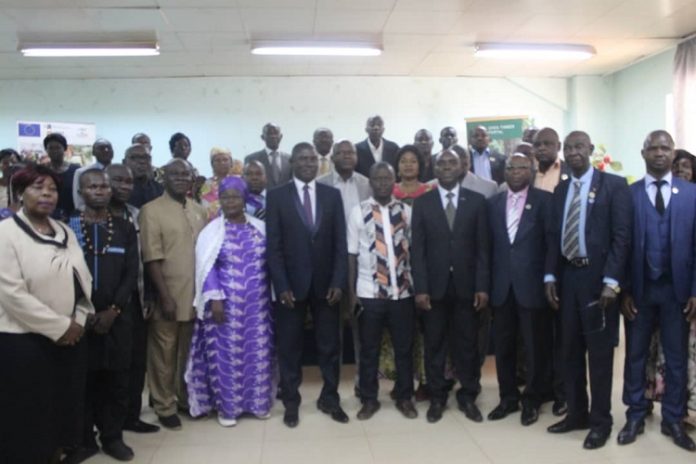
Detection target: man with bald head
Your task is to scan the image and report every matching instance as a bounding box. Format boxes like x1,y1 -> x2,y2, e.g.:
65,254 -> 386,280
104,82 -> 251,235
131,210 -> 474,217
131,133 -> 152,154
439,126 -> 458,152
314,128 -> 335,176
618,131 -> 696,451
245,123 -> 292,188
533,128 -> 571,193
72,138 -> 115,211
545,131 -> 632,450
355,115 -> 400,177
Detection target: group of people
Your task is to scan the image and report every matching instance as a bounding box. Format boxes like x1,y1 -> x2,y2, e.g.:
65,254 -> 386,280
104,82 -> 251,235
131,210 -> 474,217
1,116 -> 696,464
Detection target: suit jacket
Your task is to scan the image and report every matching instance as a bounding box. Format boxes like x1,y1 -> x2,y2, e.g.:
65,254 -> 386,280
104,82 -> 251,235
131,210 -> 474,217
628,177 -> 696,303
411,187 -> 490,301
266,181 -> 348,301
489,188 -> 552,308
545,169 -> 633,292
316,170 -> 372,204
470,149 -> 507,185
244,149 -> 292,189
355,138 -> 399,177
461,172 -> 499,199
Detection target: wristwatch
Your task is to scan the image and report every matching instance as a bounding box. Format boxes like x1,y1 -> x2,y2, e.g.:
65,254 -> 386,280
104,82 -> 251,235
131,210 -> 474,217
605,283 -> 621,295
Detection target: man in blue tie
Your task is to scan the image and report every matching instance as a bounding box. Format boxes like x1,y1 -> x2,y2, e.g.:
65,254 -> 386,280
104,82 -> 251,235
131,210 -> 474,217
545,131 -> 632,450
618,130 -> 696,452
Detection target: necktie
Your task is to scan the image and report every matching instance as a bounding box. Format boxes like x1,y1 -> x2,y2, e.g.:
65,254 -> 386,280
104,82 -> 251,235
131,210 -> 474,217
445,192 -> 456,231
507,193 -> 521,243
269,151 -> 280,184
562,180 -> 583,259
654,179 -> 666,214
303,184 -> 313,227
319,156 -> 330,176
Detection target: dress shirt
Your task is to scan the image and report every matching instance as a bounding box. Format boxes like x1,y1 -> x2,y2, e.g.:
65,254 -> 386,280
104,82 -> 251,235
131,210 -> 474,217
506,186 -> 529,242
644,171 -> 672,209
535,159 -> 562,193
293,177 -> 317,223
347,198 -> 412,300
246,189 -> 266,217
73,161 -> 106,211
332,172 -> 361,223
438,184 -> 460,210
368,139 -> 384,163
472,148 -> 492,181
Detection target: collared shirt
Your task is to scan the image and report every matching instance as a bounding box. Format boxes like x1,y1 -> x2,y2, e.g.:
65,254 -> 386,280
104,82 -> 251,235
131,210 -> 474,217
293,177 -> 317,223
644,171 -> 672,209
331,171 -> 361,223
265,146 -> 281,172
245,189 -> 267,217
139,191 -> 207,321
438,184 -> 460,211
347,197 -> 412,300
535,159 -> 562,193
472,147 -> 492,181
368,139 -> 384,163
561,167 -> 594,259
506,186 -> 529,242
73,161 -> 106,211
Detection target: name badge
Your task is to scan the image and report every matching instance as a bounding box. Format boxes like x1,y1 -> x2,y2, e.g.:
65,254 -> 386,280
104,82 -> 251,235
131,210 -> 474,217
106,246 -> 125,254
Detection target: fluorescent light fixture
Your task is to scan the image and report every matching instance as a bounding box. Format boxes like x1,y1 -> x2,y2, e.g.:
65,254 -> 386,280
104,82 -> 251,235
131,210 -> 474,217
251,41 -> 381,56
474,42 -> 595,60
20,42 -> 159,57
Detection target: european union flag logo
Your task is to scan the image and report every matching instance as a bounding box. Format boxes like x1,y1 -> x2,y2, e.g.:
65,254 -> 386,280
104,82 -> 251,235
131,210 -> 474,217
18,123 -> 40,137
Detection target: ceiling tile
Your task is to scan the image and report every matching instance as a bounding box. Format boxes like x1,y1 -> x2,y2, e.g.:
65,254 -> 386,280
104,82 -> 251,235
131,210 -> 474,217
161,8 -> 245,32
385,10 -> 463,34
240,7 -> 315,36
314,8 -> 390,34
450,13 -> 533,39
318,0 -> 397,10
394,0 -> 474,12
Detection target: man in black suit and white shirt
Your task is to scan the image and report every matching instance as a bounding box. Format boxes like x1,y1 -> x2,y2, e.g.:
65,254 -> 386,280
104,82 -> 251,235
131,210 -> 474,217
469,125 -> 506,185
411,149 -> 490,424
244,123 -> 291,189
355,115 -> 399,177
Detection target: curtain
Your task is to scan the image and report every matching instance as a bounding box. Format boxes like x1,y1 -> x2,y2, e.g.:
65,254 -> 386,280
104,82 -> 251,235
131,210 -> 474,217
674,37 -> 696,153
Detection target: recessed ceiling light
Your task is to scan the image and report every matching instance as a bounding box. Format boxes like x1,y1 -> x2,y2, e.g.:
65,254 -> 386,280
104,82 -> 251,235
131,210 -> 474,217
20,41 -> 160,57
251,41 -> 382,57
474,43 -> 596,60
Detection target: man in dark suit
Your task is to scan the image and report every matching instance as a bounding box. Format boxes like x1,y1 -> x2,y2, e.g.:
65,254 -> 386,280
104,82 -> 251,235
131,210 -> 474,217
411,149 -> 490,424
244,123 -> 291,189
355,115 -> 399,177
487,154 -> 552,426
545,131 -> 632,450
469,125 -> 506,185
266,142 -> 349,428
618,130 -> 696,451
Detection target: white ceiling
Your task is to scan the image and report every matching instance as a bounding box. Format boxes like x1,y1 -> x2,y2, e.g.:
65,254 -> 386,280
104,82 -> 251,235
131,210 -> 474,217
0,0 -> 694,79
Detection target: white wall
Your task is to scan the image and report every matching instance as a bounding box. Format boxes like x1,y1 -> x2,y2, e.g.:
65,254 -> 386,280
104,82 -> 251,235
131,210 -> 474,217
0,76 -> 568,176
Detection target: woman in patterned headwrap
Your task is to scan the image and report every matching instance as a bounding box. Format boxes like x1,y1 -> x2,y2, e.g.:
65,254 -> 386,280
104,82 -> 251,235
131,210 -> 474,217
185,176 -> 274,427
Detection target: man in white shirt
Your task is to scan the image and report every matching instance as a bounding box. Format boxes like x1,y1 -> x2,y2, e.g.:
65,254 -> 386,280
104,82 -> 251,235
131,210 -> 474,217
355,115 -> 400,177
348,162 -> 418,421
244,123 -> 291,188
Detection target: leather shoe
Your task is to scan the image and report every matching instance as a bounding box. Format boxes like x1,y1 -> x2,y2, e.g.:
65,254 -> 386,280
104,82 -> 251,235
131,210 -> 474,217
521,406 -> 539,426
102,440 -> 134,462
317,401 -> 349,424
617,420 -> 644,445
661,422 -> 696,451
459,400 -> 483,423
157,414 -> 182,431
396,399 -> 418,419
552,399 -> 568,417
357,400 -> 381,421
61,446 -> 99,464
547,417 -> 589,434
583,429 -> 610,450
123,419 -> 160,434
283,409 -> 299,428
426,402 -> 444,423
487,402 -> 519,421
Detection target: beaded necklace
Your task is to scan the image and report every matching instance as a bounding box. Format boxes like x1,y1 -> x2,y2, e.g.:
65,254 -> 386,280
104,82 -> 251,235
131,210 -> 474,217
80,211 -> 114,255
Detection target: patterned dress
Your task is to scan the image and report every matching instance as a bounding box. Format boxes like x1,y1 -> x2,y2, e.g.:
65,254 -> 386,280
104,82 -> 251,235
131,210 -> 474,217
185,221 -> 274,420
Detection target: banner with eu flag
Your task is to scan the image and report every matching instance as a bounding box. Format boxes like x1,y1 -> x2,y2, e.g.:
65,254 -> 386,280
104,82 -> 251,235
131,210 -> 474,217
17,120 -> 96,164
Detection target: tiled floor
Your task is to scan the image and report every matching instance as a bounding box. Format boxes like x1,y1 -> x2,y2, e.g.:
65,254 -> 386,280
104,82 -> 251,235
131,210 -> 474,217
88,351 -> 695,464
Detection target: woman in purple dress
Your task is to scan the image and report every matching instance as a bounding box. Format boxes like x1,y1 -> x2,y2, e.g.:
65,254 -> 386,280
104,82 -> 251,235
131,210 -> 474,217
186,176 -> 274,427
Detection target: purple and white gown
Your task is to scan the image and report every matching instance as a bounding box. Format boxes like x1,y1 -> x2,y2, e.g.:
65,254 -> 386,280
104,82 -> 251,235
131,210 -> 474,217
185,221 -> 274,420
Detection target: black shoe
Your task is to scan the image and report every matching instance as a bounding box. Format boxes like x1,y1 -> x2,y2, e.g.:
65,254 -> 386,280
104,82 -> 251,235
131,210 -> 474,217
583,429 -> 611,450
61,446 -> 99,464
123,419 -> 160,434
661,422 -> 696,451
396,399 -> 418,419
459,400 -> 483,423
158,414 -> 182,430
552,399 -> 568,416
357,400 -> 381,421
102,440 -> 134,462
521,406 -> 539,426
283,409 -> 299,428
617,420 -> 644,445
487,402 -> 520,421
547,417 -> 589,434
426,402 -> 444,423
317,401 -> 350,424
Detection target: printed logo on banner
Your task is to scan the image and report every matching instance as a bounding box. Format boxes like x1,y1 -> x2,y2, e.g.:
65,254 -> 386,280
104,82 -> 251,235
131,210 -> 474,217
18,123 -> 41,137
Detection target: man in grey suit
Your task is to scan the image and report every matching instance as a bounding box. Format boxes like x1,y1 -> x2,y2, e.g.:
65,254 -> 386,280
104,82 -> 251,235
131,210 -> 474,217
244,123 -> 292,189
452,144 -> 498,199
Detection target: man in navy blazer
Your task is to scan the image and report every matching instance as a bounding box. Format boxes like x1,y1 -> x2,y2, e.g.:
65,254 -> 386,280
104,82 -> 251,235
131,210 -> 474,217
355,115 -> 399,177
487,154 -> 552,426
266,142 -> 349,428
411,149 -> 490,424
545,131 -> 632,450
618,130 -> 696,451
